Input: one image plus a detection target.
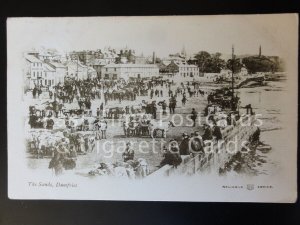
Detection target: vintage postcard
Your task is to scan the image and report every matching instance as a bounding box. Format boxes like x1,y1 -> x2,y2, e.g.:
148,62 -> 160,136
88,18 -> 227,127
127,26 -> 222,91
7,14 -> 298,202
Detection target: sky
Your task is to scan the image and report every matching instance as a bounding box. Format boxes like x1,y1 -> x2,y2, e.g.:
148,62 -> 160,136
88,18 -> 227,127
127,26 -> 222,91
7,14 -> 298,58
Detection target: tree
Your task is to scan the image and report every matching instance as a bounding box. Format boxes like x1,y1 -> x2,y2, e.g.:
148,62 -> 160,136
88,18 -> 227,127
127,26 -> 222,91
194,51 -> 211,73
194,51 -> 225,73
242,56 -> 275,74
226,58 -> 243,74
155,57 -> 162,64
208,52 -> 225,73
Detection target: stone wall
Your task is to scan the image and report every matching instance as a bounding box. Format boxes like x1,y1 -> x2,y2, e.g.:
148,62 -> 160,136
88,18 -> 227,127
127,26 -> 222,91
148,115 -> 259,177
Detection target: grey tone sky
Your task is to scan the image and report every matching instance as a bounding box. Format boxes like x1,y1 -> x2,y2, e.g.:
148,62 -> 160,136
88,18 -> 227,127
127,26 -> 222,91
8,14 -> 297,58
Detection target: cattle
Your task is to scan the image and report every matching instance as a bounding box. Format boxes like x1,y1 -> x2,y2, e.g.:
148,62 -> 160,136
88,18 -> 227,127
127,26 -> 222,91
135,158 -> 150,178
28,131 -> 68,158
68,116 -> 97,132
88,158 -> 149,179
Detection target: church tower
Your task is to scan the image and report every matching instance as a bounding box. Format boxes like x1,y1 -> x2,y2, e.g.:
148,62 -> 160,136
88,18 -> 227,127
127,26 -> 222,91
259,45 -> 262,57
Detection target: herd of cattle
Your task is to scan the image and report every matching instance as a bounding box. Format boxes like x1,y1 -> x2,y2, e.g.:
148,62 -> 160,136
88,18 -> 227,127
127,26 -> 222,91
27,129 -> 150,179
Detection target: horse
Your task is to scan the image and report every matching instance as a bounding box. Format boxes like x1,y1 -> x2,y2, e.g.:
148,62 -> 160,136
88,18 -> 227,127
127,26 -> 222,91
198,89 -> 205,96
148,120 -> 175,138
69,117 -> 85,132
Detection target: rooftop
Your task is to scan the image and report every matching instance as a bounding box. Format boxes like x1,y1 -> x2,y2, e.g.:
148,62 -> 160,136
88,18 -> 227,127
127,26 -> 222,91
64,61 -> 87,68
173,61 -> 198,67
88,59 -> 107,66
48,61 -> 66,68
104,63 -> 159,68
25,54 -> 43,63
43,63 -> 55,72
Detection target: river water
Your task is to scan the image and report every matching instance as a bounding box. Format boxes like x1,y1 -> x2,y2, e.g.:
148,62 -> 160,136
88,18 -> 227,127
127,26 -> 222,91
234,80 -> 288,176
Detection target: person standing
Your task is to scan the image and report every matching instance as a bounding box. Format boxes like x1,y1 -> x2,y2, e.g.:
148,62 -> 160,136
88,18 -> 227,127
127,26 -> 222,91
212,121 -> 222,141
125,105 -> 129,114
179,133 -> 190,155
100,103 -> 104,115
78,135 -> 86,154
100,120 -> 107,139
94,120 -> 101,140
170,96 -> 176,114
190,131 -> 205,156
49,90 -> 53,99
202,124 -> 213,141
32,87 -> 37,99
191,108 -> 198,127
152,102 -> 157,119
168,100 -> 173,114
122,142 -> 134,162
182,96 -> 187,106
161,100 -> 167,115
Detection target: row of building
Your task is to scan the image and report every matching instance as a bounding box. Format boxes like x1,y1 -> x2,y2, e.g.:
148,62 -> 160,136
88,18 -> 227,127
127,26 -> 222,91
24,53 -> 98,90
24,49 -> 201,90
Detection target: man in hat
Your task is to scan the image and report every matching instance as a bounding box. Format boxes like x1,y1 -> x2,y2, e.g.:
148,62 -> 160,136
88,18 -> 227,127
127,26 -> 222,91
159,141 -> 182,168
191,108 -> 198,127
161,100 -> 167,115
212,120 -> 222,141
190,131 -> 205,156
179,133 -> 190,155
122,142 -> 134,162
202,124 -> 213,141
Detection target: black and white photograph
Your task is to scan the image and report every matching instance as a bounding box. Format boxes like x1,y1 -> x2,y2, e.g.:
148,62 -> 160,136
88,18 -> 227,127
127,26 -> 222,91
7,14 -> 298,202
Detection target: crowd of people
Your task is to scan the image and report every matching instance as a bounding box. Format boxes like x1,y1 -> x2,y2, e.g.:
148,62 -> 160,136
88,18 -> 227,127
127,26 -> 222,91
27,75 -> 237,176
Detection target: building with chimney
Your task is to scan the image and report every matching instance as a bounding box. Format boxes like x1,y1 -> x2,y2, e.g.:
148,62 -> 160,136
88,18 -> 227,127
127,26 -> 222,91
102,64 -> 159,81
165,61 -> 199,78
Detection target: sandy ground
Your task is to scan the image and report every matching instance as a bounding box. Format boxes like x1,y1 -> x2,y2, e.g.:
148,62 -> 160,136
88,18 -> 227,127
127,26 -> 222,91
26,86 -> 209,174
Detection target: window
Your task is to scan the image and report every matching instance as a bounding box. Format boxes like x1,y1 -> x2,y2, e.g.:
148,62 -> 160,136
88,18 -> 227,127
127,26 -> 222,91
106,68 -> 108,72
114,68 -> 116,72
33,71 -> 35,77
45,80 -> 47,85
